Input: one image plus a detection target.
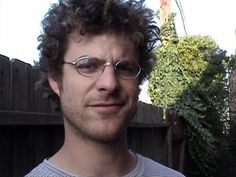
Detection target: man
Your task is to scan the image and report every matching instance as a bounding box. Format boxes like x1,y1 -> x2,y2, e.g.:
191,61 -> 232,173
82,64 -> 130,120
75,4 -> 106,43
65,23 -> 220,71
26,0 -> 185,176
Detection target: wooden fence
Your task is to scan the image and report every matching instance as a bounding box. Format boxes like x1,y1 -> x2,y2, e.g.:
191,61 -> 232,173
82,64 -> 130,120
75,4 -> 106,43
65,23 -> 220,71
0,54 -> 186,177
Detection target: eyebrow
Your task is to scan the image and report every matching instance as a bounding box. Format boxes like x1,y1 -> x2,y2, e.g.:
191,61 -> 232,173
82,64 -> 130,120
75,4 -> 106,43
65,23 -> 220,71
79,55 -> 136,63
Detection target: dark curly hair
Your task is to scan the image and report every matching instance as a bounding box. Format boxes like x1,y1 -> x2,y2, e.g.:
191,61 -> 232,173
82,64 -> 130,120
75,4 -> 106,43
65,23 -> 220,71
37,0 -> 160,104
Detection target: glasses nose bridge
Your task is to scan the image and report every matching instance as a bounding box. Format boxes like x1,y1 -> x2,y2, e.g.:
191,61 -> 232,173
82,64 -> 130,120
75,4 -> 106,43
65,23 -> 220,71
101,62 -> 116,72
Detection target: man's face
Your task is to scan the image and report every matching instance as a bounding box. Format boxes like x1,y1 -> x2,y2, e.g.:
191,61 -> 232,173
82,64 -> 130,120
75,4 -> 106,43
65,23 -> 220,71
49,32 -> 140,143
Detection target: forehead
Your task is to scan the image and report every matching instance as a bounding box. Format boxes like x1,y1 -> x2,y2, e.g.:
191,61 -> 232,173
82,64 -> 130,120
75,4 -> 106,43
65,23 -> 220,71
64,31 -> 139,62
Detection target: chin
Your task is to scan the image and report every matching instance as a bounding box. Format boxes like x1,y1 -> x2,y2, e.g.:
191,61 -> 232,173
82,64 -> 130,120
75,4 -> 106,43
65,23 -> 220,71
88,119 -> 128,143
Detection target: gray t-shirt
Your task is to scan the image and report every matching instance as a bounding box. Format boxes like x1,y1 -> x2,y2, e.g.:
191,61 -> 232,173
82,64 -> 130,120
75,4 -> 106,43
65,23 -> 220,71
25,153 -> 185,177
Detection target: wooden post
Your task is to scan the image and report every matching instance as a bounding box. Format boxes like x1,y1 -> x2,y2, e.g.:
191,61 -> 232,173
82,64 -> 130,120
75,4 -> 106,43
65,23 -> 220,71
160,0 -> 171,26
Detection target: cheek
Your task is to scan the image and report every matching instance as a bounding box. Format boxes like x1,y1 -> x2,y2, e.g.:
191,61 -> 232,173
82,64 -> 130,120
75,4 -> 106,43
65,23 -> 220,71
61,78 -> 81,100
123,81 -> 139,100
61,76 -> 94,104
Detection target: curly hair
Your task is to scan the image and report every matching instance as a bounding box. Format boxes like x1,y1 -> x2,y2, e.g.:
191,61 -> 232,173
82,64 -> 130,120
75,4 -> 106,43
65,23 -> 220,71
37,0 -> 160,104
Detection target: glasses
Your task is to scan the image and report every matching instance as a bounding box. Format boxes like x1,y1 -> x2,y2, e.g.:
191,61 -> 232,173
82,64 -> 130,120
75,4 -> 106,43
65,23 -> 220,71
63,55 -> 141,80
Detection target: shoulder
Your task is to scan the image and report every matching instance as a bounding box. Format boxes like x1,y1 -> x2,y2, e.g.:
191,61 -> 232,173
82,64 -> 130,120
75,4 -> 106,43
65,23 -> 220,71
137,154 -> 185,177
24,159 -> 76,177
25,160 -> 47,177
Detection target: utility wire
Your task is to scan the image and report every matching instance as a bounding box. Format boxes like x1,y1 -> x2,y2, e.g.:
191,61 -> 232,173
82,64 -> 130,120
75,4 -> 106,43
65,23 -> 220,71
175,0 -> 187,35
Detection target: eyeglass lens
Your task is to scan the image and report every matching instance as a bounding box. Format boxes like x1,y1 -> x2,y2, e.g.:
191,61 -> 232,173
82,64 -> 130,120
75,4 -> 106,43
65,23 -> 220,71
74,56 -> 140,79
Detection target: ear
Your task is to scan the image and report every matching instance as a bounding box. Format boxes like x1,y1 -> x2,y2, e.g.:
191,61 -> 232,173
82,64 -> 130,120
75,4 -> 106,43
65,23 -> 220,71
48,72 -> 61,97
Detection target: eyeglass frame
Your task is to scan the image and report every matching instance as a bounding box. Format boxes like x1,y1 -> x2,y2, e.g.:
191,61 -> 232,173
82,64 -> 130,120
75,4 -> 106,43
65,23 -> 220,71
63,55 -> 142,80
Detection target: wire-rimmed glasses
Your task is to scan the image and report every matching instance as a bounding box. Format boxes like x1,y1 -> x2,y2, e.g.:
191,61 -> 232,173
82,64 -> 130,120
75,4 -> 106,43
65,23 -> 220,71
63,55 -> 141,80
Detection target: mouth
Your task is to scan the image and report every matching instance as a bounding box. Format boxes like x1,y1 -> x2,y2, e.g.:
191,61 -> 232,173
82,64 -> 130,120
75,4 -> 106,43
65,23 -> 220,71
87,102 -> 124,113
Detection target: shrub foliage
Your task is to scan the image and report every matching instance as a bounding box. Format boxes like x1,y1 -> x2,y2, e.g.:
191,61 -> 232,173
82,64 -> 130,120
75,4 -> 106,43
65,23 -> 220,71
148,13 -> 234,177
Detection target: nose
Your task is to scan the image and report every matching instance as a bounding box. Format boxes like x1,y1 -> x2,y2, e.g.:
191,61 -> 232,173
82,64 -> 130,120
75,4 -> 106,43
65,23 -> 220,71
95,63 -> 119,93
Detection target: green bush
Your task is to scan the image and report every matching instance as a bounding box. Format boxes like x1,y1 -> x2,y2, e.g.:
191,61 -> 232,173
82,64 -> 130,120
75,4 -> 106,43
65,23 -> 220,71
148,13 -> 234,177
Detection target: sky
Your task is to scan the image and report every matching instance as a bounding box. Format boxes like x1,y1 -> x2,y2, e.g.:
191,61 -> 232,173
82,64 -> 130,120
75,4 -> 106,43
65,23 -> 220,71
0,0 -> 236,102
173,0 -> 236,55
0,0 -> 235,64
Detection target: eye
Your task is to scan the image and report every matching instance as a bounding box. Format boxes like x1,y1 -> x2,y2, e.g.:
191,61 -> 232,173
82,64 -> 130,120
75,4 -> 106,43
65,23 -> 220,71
116,61 -> 140,77
75,57 -> 104,74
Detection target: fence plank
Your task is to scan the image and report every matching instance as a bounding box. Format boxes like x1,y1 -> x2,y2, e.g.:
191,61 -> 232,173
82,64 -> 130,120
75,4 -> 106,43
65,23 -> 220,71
133,101 -> 163,123
166,111 -> 186,172
33,126 -> 64,166
0,55 -> 11,110
0,125 -> 64,177
12,126 -> 35,177
31,67 -> 52,113
127,126 -> 170,165
0,126 -> 13,177
0,111 -> 63,125
11,59 -> 33,111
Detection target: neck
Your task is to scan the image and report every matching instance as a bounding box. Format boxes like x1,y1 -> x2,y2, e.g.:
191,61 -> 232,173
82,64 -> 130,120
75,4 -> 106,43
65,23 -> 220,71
49,122 -> 137,176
